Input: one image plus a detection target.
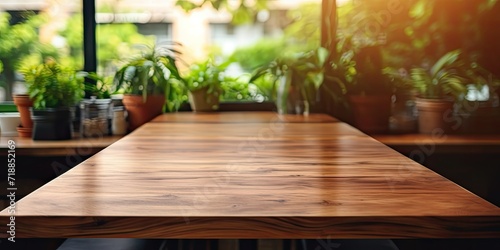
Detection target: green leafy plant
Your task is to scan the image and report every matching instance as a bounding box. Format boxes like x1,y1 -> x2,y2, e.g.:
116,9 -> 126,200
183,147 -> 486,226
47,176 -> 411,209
250,47 -> 329,113
383,67 -> 414,93
184,59 -> 226,95
221,74 -> 272,102
113,44 -> 185,111
175,0 -> 268,24
83,72 -> 113,99
0,12 -> 57,101
465,62 -> 500,93
410,50 -> 469,99
229,38 -> 286,71
21,60 -> 84,109
323,37 -> 356,100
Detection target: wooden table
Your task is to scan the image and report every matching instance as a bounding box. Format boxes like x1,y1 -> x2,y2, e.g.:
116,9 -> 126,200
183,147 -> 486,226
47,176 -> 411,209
1,112 -> 499,239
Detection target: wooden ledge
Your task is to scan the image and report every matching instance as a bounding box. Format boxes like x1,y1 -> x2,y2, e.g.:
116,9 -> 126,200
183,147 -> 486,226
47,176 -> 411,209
373,134 -> 500,154
0,135 -> 123,156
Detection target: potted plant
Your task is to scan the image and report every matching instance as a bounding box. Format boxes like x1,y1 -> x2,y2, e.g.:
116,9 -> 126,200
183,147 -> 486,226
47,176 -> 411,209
456,61 -> 500,134
383,67 -> 418,133
346,46 -> 392,134
22,60 -> 84,140
325,37 -> 392,134
184,59 -> 225,112
410,50 -> 469,134
113,44 -> 184,131
80,73 -> 114,137
250,47 -> 329,115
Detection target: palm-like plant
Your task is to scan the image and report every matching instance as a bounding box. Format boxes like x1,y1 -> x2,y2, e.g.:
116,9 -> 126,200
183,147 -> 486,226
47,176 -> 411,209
113,44 -> 185,111
250,47 -> 329,114
410,50 -> 469,99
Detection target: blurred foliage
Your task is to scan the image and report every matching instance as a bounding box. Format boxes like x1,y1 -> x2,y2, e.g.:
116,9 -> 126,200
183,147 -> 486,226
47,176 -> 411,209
113,44 -> 185,112
61,14 -> 155,77
249,47 -> 330,113
229,38 -> 286,71
21,60 -> 84,109
332,0 -> 499,96
183,59 -> 226,93
82,72 -> 113,99
228,2 -> 322,72
175,0 -> 268,24
284,3 -> 321,50
0,12 -> 58,100
409,49 -> 469,99
221,73 -> 273,102
182,58 -> 271,102
3,0 -> 499,104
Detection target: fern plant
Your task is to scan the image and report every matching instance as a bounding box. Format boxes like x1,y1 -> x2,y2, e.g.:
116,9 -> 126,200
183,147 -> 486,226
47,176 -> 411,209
410,50 -> 469,99
21,60 -> 84,109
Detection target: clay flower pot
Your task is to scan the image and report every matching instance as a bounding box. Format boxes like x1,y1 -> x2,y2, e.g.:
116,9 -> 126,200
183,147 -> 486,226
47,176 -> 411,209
348,95 -> 392,134
17,126 -> 33,137
188,86 -> 220,112
13,94 -> 34,137
415,98 -> 455,134
122,94 -> 165,131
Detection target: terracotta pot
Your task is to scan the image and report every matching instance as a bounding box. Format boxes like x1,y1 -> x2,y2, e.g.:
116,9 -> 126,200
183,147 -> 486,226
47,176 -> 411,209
13,94 -> 34,130
17,126 -> 33,138
122,94 -> 165,131
415,98 -> 455,134
348,95 -> 392,134
13,94 -> 34,137
188,87 -> 220,112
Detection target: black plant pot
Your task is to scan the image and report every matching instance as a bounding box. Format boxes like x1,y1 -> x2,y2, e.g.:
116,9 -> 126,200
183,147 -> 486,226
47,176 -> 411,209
31,108 -> 74,140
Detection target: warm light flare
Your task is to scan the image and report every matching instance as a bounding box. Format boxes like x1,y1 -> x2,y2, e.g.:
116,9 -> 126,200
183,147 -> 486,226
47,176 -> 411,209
337,0 -> 351,6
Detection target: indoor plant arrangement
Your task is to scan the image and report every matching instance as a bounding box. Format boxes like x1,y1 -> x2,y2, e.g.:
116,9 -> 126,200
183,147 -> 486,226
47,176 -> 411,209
344,45 -> 392,134
113,44 -> 184,131
467,63 -> 500,134
250,47 -> 328,115
383,67 -> 418,133
410,49 -> 469,134
183,59 -> 225,112
325,36 -> 392,134
80,73 -> 114,137
22,59 -> 84,140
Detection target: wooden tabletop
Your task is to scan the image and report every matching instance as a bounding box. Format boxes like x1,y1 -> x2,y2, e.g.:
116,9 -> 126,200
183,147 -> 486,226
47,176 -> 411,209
150,111 -> 339,123
1,112 -> 499,239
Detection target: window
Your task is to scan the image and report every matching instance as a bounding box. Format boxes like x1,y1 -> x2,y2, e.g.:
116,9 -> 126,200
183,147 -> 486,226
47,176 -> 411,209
0,0 -> 83,101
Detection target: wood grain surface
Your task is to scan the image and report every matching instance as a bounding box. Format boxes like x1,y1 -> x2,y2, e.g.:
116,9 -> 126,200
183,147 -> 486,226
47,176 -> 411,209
1,112 -> 499,238
150,112 -> 338,123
